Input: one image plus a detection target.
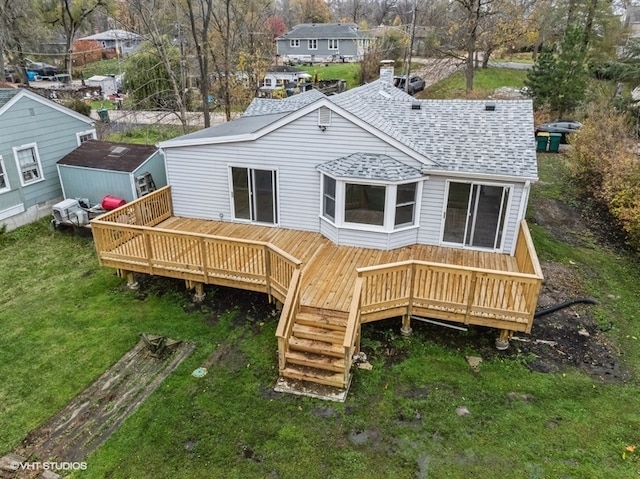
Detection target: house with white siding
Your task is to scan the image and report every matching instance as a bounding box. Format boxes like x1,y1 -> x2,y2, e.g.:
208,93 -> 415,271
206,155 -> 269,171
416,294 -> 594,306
158,80 -> 537,255
92,76 -> 542,398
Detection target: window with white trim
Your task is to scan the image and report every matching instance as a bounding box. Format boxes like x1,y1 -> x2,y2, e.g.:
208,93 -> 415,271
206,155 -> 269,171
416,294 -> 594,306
323,176 -> 336,221
321,173 -> 420,231
345,183 -> 386,226
308,39 -> 318,50
76,129 -> 97,145
328,39 -> 339,50
13,144 -> 43,185
290,39 -> 300,47
0,156 -> 10,193
395,183 -> 417,227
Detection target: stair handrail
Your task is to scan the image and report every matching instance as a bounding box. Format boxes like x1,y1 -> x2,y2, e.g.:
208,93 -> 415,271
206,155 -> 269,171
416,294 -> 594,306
275,268 -> 302,370
343,275 -> 363,383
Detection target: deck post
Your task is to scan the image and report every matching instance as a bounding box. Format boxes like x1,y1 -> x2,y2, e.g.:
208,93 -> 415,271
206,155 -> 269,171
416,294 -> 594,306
401,314 -> 412,337
495,329 -> 512,350
193,282 -> 205,302
125,271 -> 139,289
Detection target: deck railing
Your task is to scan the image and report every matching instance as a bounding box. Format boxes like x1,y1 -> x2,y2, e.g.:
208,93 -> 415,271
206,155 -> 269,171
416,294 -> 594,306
91,188 -> 302,304
275,269 -> 302,370
343,277 -> 363,385
341,221 -> 543,367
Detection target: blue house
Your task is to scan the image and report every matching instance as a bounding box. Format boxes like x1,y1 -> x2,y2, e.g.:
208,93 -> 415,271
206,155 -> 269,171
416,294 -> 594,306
0,88 -> 96,231
276,23 -> 373,63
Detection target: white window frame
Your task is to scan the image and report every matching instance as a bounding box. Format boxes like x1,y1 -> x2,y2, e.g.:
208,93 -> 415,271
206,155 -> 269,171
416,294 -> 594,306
440,179 -> 513,252
0,156 -> 10,193
308,39 -> 318,50
322,175 -> 336,222
76,129 -> 97,146
228,165 -> 280,226
290,39 -> 300,48
328,39 -> 339,50
12,143 -> 44,186
320,173 -> 422,232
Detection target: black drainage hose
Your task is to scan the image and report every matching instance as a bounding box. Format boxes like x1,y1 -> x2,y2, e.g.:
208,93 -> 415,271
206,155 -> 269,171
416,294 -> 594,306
534,298 -> 598,318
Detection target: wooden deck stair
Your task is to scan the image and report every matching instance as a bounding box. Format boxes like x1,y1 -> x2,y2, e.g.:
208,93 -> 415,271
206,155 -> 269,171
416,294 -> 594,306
280,309 -> 351,389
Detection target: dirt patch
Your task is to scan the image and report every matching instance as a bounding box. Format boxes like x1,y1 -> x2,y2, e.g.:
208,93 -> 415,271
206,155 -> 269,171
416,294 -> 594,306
9,339 -> 194,477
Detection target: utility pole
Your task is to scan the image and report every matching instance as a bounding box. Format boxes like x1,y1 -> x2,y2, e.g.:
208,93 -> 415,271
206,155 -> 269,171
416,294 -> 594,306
405,0 -> 417,94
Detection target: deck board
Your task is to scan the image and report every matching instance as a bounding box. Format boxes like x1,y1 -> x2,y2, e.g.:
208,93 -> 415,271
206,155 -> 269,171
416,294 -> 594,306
155,218 -> 521,313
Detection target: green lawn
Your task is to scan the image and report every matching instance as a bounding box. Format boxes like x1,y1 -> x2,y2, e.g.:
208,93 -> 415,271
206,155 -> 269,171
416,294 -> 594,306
1,153 -> 640,477
2,67 -> 640,478
422,67 -> 528,99
299,63 -> 361,89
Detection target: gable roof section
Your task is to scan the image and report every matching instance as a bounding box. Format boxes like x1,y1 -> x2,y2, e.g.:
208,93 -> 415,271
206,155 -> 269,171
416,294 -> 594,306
278,23 -> 369,40
57,140 -> 157,172
159,79 -> 537,180
0,88 -> 95,125
78,29 -> 142,41
318,153 -> 423,181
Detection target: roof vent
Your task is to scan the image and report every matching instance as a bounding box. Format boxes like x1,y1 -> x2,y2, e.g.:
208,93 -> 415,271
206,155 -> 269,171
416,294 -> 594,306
411,103 -> 421,110
485,101 -> 496,111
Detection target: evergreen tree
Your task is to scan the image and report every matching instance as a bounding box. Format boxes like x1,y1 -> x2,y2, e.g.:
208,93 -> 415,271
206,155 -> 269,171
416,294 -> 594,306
525,27 -> 588,116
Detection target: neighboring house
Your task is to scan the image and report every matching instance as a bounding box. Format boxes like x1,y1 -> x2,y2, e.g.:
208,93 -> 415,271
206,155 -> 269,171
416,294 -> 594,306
0,88 -> 96,231
92,74 -> 542,399
260,65 -> 311,91
276,23 -> 373,63
57,140 -> 166,207
75,29 -> 143,59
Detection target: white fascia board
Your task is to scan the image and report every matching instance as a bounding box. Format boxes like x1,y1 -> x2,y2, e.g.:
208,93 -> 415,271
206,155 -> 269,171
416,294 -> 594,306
422,168 -> 538,183
0,89 -> 95,126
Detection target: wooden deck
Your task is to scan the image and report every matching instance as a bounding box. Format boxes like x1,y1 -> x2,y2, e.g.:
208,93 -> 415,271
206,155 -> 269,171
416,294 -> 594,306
91,187 -> 543,396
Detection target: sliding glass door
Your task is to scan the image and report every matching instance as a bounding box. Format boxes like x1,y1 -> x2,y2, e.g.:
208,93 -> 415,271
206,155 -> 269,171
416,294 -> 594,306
231,167 -> 278,224
442,181 -> 510,250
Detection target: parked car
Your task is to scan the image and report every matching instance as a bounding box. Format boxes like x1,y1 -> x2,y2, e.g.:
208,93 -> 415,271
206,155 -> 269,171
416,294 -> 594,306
393,75 -> 426,95
534,120 -> 583,143
25,59 -> 58,78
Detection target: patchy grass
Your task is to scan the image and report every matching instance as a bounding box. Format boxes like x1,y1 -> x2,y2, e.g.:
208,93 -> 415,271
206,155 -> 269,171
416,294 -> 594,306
106,125 -> 195,145
2,211 -> 640,478
75,59 -> 122,79
299,63 -> 361,88
2,71 -> 640,478
422,67 -> 527,99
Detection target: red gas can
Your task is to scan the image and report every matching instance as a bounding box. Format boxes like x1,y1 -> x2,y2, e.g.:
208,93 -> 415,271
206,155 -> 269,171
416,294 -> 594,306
101,195 -> 126,210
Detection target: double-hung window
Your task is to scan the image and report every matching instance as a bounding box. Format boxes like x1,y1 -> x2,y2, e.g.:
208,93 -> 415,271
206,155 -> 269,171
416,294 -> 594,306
328,39 -> 339,50
308,39 -> 318,50
13,143 -> 43,186
290,39 -> 300,47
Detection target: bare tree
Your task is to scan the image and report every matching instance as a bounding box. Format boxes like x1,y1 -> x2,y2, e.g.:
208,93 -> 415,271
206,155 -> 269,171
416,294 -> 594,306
129,0 -> 190,131
40,0 -> 111,74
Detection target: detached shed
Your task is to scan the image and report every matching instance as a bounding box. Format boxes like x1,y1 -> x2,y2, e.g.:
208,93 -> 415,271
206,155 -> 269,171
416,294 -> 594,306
56,140 -> 166,207
86,75 -> 118,97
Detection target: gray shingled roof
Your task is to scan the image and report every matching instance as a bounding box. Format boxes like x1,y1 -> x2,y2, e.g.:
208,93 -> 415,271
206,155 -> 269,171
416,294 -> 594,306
278,23 -> 368,40
0,88 -> 20,109
242,89 -> 326,117
317,153 -> 423,181
78,29 -> 142,41
167,78 -> 538,179
173,111 -> 290,141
